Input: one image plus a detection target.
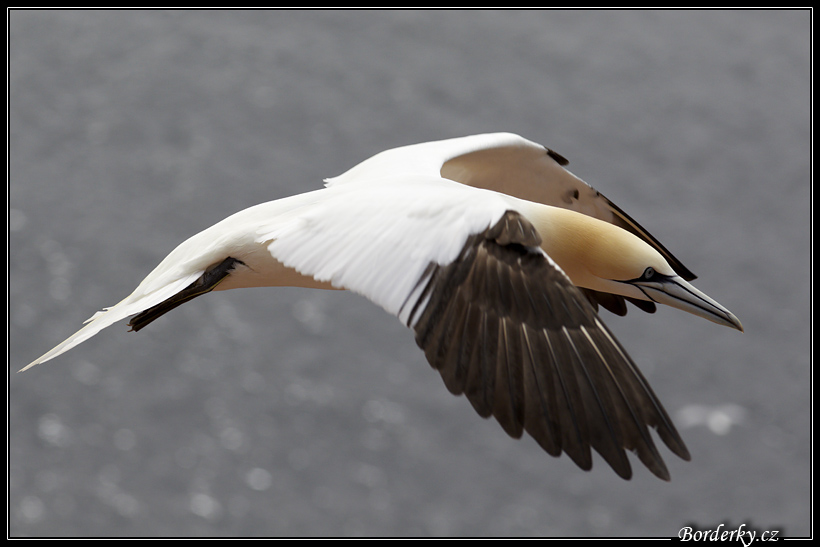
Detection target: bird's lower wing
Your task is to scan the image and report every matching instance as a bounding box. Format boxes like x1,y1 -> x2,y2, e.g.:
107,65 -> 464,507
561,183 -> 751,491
406,210 -> 690,480
261,183 -> 690,479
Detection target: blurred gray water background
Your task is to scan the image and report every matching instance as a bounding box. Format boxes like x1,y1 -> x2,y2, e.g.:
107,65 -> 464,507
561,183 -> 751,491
9,10 -> 810,537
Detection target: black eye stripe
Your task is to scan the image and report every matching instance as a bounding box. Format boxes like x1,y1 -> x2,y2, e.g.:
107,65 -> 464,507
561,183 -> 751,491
615,269 -> 671,284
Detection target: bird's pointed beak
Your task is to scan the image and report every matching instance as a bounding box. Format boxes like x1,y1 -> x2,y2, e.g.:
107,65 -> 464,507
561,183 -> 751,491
632,275 -> 744,332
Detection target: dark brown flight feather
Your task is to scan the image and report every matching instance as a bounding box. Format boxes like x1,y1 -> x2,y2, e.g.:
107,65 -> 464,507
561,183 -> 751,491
404,210 -> 690,480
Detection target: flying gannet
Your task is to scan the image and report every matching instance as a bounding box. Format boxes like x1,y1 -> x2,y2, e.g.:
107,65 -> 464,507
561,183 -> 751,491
21,132 -> 742,481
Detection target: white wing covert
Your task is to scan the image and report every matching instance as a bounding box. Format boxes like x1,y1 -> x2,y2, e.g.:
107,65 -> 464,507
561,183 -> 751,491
257,177 -> 513,325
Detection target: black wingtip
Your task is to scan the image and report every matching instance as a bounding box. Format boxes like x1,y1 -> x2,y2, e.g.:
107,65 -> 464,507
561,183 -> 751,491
546,148 -> 570,166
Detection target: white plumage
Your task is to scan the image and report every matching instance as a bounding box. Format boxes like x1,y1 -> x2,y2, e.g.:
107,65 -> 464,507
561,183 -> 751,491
262,177 -> 520,323
22,133 -> 742,480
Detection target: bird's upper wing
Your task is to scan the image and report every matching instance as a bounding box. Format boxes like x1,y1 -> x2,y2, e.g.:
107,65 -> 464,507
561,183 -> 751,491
328,133 -> 695,317
439,134 -> 695,280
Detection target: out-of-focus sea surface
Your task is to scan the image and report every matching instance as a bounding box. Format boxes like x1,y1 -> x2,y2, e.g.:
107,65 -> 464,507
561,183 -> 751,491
10,10 -> 809,537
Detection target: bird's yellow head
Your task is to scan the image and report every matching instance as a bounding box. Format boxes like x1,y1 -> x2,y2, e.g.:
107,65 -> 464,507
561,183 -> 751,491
534,206 -> 743,331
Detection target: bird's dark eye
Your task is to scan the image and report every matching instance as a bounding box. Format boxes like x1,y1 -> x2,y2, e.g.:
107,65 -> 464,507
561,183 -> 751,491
643,267 -> 655,280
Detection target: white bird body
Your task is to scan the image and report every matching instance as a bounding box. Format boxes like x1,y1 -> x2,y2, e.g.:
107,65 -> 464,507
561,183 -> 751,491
22,132 -> 742,481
